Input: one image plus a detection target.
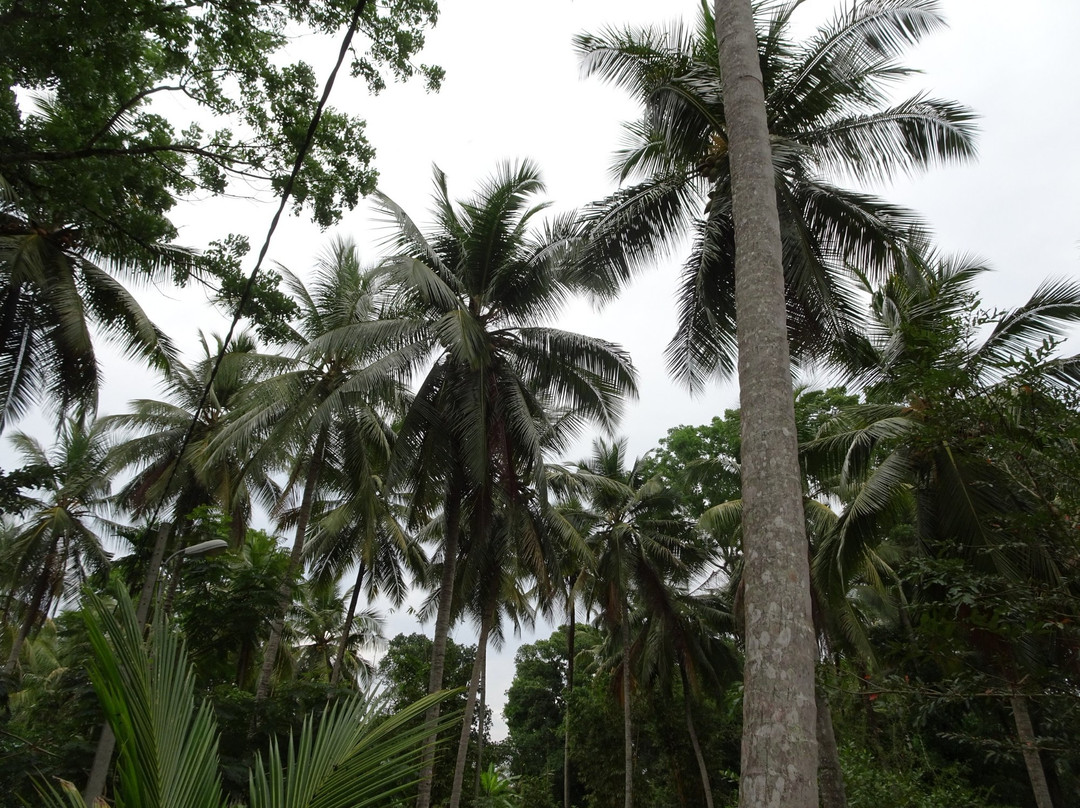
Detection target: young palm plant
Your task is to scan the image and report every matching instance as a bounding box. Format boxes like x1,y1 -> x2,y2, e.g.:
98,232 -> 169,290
38,585 -> 459,808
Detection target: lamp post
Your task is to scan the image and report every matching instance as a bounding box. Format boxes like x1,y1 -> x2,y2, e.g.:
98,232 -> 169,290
82,536 -> 230,807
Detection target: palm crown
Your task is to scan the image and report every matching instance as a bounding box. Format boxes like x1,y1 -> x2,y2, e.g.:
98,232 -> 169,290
575,0 -> 976,389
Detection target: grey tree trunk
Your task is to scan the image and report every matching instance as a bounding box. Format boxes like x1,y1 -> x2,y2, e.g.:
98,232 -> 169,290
714,2 -> 819,806
816,687 -> 847,808
330,560 -> 365,686
415,487 -> 462,808
254,430 -> 327,704
473,665 -> 486,802
449,611 -> 490,808
679,662 -> 715,808
1011,690 -> 1054,808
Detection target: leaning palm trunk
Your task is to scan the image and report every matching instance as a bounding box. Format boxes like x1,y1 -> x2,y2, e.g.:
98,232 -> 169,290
816,687 -> 847,808
680,661 -> 714,808
448,609 -> 491,808
330,561 -> 366,686
1011,690 -> 1054,808
255,432 -> 327,704
416,489 -> 462,808
473,666 -> 486,802
714,1 -> 818,806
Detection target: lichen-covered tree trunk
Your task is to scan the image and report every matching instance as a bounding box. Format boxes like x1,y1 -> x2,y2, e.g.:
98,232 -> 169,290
714,1 -> 819,806
1011,690 -> 1054,808
621,598 -> 633,808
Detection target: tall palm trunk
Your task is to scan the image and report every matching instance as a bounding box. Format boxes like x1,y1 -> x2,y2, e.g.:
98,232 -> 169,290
621,598 -> 633,808
564,593 -> 576,808
330,560 -> 365,686
449,609 -> 491,808
679,661 -> 714,808
254,430 -> 328,703
416,486 -> 462,808
816,687 -> 847,808
714,2 -> 818,806
1011,690 -> 1054,808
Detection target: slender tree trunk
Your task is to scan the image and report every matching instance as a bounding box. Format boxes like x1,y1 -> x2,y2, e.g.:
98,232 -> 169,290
449,610 -> 490,808
254,431 -> 327,703
564,594 -> 576,808
416,487 -> 463,808
816,687 -> 847,808
621,599 -> 633,808
679,661 -> 714,808
1011,690 -> 1054,808
714,2 -> 818,806
330,560 -> 365,686
473,665 -> 486,802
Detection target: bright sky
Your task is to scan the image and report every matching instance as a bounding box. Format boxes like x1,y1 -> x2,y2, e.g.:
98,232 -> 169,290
16,0 -> 1080,738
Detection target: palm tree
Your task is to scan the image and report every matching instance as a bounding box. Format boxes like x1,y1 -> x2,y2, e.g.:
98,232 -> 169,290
2,419 -> 114,675
103,331 -> 278,624
807,252 -> 1080,808
304,418 -> 427,687
215,237 -> 420,703
0,183 -> 184,429
575,0 -> 976,386
556,436 -> 689,808
374,160 -> 638,808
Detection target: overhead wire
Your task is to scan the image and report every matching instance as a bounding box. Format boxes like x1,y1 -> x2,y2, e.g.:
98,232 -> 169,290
137,0 -> 370,550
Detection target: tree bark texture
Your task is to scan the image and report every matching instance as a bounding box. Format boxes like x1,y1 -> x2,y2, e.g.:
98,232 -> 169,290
449,611 -> 490,808
415,487 -> 462,808
714,2 -> 819,807
1011,691 -> 1054,808
816,687 -> 847,808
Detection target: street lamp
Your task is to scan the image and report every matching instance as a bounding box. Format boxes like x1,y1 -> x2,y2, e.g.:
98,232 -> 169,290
163,538 -> 230,565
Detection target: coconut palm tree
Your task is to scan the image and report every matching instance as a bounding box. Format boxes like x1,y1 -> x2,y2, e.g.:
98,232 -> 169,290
554,437 -> 690,808
575,0 -> 976,387
2,419 -> 114,675
103,331 -> 279,624
213,237 -> 422,704
375,159 -> 637,808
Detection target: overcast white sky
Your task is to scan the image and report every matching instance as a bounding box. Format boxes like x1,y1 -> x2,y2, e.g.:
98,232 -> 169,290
17,0 -> 1080,737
